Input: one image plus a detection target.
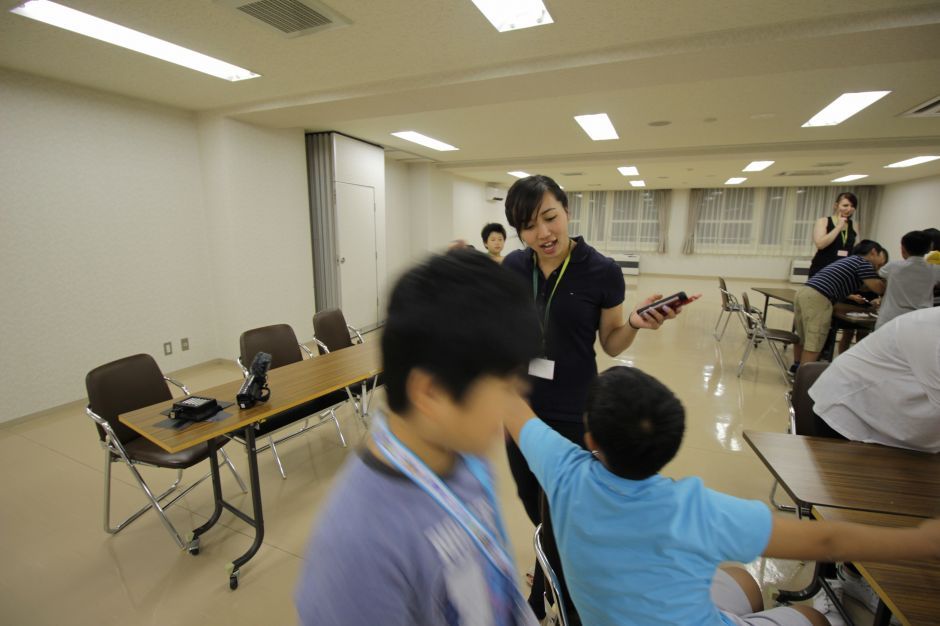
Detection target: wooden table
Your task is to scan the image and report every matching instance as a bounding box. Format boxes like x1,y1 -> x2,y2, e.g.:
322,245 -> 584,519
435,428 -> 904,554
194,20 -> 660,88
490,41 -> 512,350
832,301 -> 877,330
751,287 -> 796,320
745,430 -> 940,620
743,430 -> 940,518
812,507 -> 940,626
120,340 -> 381,588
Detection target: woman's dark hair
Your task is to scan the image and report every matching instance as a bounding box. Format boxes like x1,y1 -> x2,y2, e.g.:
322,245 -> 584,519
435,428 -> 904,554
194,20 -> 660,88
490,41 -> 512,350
585,366 -> 685,480
481,222 -> 507,244
382,249 -> 539,414
504,175 -> 567,233
835,192 -> 858,208
922,227 -> 940,252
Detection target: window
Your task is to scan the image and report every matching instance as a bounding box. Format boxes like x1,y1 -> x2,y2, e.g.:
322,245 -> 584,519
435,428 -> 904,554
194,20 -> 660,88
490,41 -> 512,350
687,185 -> 880,256
566,189 -> 664,253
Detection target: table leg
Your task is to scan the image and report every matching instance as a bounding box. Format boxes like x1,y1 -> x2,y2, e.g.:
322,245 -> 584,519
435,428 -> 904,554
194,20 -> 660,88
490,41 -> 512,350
228,425 -> 264,589
762,294 -> 770,321
190,438 -> 225,545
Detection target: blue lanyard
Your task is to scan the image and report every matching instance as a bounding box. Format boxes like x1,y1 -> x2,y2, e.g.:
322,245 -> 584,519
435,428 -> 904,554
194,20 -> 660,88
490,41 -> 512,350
371,413 -> 535,626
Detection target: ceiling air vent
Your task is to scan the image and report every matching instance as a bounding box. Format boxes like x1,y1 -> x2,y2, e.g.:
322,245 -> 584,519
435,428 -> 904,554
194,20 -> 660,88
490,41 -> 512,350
900,96 -> 940,118
560,172 -> 584,176
776,169 -> 837,177
814,162 -> 850,167
217,0 -> 350,37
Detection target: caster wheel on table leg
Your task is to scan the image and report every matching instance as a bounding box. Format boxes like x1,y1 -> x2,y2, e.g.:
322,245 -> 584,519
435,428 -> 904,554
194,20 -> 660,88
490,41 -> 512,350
229,571 -> 239,590
187,535 -> 200,556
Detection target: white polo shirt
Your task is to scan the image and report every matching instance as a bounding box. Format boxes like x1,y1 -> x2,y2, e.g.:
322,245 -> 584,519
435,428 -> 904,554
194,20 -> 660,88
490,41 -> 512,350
809,307 -> 940,453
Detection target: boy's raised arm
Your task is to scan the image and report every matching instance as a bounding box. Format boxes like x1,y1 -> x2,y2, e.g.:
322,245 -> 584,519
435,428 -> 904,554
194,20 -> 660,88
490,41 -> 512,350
505,393 -> 537,445
763,515 -> 940,563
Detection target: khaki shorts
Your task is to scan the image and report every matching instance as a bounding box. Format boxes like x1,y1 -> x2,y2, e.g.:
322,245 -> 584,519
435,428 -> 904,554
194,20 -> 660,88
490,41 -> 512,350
793,287 -> 832,353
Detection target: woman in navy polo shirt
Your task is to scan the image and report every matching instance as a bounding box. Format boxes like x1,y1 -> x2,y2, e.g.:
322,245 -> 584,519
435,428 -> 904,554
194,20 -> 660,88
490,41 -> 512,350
501,174 -> 695,621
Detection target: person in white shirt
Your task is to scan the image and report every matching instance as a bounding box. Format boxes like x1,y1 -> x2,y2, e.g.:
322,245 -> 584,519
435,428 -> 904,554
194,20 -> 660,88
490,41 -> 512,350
809,306 -> 940,453
875,230 -> 940,329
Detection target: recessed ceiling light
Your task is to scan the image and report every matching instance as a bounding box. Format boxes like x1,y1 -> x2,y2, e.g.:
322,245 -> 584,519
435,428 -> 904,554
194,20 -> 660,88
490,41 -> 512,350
470,0 -> 553,32
725,177 -> 747,185
743,160 -> 774,172
802,91 -> 891,127
629,180 -> 646,187
648,120 -> 671,127
507,171 -> 530,178
831,174 -> 868,182
884,156 -> 940,168
617,166 -> 639,176
10,0 -> 259,81
391,131 -> 458,151
574,114 -> 619,141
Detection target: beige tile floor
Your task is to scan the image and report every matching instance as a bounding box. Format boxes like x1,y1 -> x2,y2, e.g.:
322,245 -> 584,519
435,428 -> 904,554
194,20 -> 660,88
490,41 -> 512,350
0,274 -> 880,625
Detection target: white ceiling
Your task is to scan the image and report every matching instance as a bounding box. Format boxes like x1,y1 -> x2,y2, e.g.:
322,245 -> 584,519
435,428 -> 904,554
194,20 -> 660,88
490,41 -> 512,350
2,0 -> 940,189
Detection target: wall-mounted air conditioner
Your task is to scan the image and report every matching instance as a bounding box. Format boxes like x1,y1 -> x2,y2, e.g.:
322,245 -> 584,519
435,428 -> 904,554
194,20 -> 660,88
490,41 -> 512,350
790,259 -> 811,283
611,254 -> 640,276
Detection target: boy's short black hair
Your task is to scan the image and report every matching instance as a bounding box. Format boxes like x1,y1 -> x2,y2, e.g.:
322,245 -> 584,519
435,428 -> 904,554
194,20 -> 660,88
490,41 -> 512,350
585,366 -> 685,480
921,227 -> 940,252
504,175 -> 567,233
481,222 -> 507,244
852,239 -> 887,262
382,249 -> 539,414
901,230 -> 932,257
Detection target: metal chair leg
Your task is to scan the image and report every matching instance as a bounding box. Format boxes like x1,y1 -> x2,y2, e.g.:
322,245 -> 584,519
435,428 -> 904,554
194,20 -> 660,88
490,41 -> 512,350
120,459 -> 187,549
329,408 -> 347,447
219,448 -> 248,493
269,436 -> 287,479
713,309 -> 728,340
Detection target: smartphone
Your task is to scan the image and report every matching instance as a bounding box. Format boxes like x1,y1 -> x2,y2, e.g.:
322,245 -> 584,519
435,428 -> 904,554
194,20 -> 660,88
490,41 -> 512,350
636,291 -> 691,317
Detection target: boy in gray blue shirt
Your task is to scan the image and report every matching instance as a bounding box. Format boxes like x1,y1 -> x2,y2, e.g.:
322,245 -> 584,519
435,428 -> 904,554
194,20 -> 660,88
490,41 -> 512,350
296,250 -> 541,626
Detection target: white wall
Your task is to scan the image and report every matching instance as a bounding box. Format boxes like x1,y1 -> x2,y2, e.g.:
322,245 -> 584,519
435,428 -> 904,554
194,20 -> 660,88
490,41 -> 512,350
0,69 -> 217,421
196,115 -> 315,352
873,174 -> 940,258
0,69 -> 315,422
384,158 -> 414,285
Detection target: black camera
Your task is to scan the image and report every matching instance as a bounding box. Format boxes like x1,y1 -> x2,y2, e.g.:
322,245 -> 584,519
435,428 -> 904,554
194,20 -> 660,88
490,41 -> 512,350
237,352 -> 272,410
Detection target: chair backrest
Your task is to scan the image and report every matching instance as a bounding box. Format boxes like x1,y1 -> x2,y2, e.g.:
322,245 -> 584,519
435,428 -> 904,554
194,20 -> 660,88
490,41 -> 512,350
239,324 -> 303,370
740,292 -> 760,331
313,308 -> 354,355
534,523 -> 569,626
86,354 -> 172,444
718,277 -> 731,308
791,362 -> 829,436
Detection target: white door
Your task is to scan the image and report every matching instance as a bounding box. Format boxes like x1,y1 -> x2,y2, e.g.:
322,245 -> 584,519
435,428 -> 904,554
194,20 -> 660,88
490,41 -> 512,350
335,181 -> 378,329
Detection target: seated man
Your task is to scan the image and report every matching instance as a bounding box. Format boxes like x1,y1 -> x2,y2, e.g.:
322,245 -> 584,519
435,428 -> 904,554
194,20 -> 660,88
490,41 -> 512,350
875,230 -> 940,329
792,240 -> 886,370
810,306 -> 940,453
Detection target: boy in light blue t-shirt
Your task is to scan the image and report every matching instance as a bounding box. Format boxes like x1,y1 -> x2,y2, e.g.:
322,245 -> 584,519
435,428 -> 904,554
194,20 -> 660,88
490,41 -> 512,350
505,366 -> 940,626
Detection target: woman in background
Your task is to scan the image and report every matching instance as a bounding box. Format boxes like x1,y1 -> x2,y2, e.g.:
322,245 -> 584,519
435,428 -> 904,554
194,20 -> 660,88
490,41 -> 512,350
809,192 -> 859,277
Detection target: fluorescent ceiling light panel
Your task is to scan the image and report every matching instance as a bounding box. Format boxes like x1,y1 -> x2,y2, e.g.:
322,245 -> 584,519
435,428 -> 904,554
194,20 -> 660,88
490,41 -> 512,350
884,156 -> 940,168
725,177 -> 747,185
507,171 -> 531,178
470,0 -> 553,32
629,180 -> 646,187
574,114 -> 619,141
617,166 -> 639,176
801,91 -> 890,127
390,131 -> 458,152
10,0 -> 259,81
742,160 -> 774,172
831,174 -> 868,182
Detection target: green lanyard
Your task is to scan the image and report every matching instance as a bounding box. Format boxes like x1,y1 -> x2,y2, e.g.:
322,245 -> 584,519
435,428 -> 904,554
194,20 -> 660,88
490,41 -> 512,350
532,241 -> 573,344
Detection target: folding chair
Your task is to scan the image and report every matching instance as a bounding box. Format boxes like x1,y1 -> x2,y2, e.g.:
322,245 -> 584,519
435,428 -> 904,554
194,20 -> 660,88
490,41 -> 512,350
534,523 -> 569,626
85,354 -> 247,549
312,308 -> 381,423
737,292 -> 800,384
713,277 -> 748,341
238,323 -> 348,478
770,362 -> 831,514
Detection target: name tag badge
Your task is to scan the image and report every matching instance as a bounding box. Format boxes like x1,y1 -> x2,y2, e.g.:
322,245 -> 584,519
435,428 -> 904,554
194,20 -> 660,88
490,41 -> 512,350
837,250 -> 849,257
528,358 -> 555,380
